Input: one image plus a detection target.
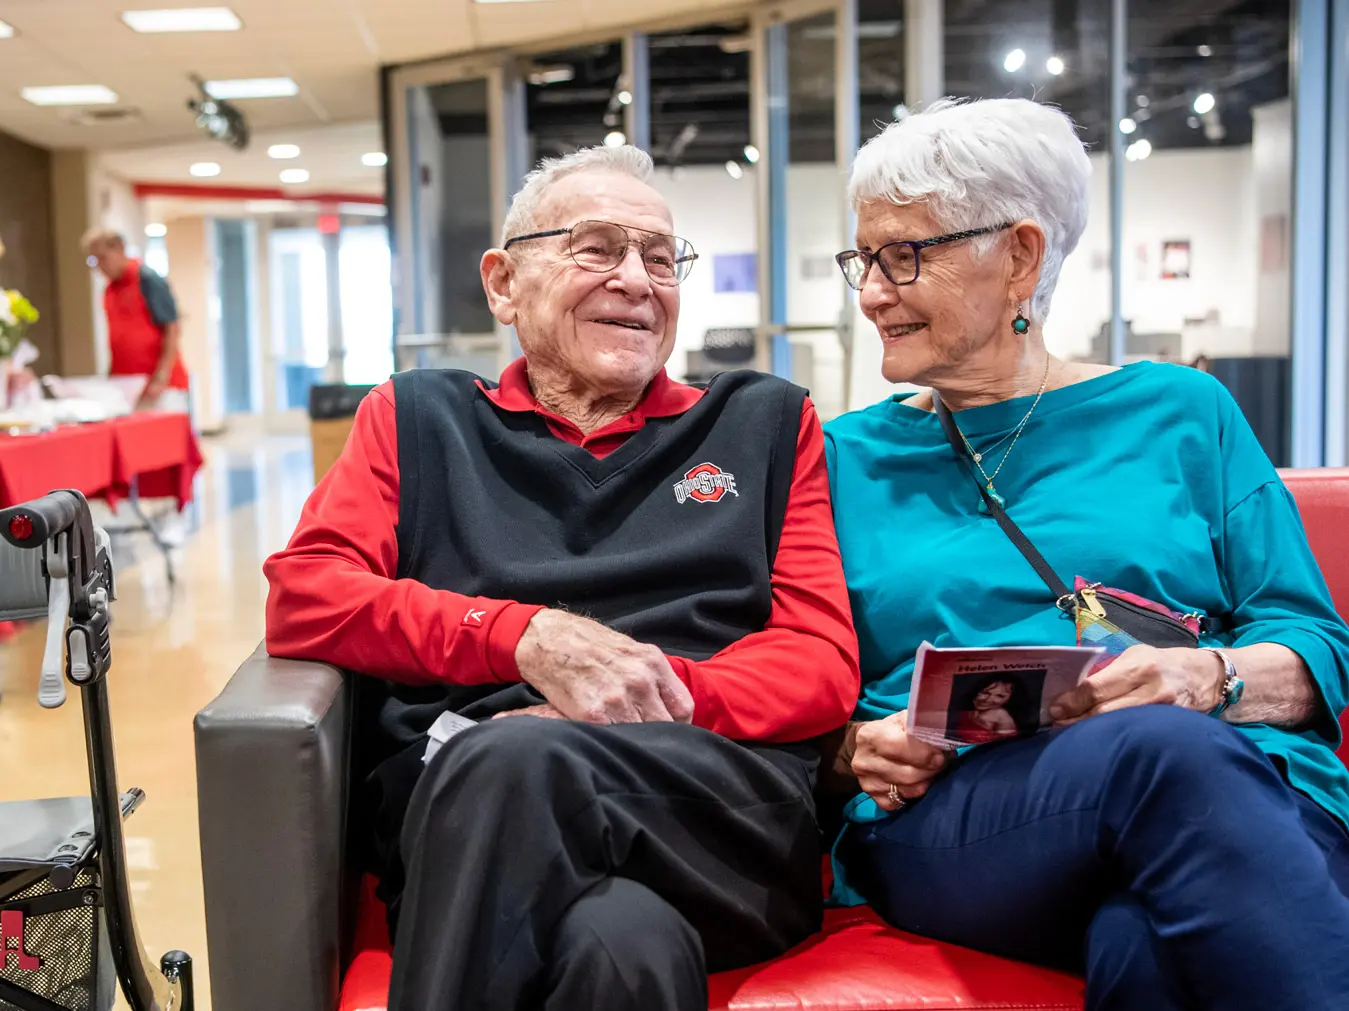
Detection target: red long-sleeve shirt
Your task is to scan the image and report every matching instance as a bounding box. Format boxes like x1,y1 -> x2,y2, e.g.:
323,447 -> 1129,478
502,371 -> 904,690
264,360 -> 859,742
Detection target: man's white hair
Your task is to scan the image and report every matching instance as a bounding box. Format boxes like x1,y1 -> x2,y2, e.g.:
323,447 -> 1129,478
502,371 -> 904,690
849,98 -> 1091,322
501,145 -> 655,245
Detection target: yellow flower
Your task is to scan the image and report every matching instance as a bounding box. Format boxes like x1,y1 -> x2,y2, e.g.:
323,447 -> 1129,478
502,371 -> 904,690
6,290 -> 38,325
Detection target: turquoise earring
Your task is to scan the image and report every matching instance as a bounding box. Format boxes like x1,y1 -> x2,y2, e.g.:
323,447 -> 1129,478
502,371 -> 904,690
1012,308 -> 1030,335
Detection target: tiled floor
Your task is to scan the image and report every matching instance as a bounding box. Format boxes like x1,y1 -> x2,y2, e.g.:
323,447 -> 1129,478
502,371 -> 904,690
0,433 -> 316,1010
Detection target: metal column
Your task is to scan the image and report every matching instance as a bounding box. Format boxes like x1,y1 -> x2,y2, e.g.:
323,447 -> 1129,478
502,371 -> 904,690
904,0 -> 945,109
1291,0 -> 1332,467
766,22 -> 792,378
1323,0 -> 1349,464
624,33 -> 652,152
1107,0 -> 1127,366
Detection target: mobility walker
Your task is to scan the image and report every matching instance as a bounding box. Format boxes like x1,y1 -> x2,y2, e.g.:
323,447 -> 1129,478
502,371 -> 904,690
0,489 -> 194,1011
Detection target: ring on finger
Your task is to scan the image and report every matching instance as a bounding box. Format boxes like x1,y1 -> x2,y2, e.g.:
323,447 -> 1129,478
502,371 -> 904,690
886,783 -> 904,807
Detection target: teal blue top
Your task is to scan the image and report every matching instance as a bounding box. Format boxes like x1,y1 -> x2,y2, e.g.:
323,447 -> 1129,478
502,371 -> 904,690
823,362 -> 1349,905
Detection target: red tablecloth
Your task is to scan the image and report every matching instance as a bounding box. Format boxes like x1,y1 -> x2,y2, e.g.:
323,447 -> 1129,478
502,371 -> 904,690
0,413 -> 203,509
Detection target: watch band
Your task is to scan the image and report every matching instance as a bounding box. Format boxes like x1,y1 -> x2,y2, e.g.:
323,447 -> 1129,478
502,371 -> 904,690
1201,647 -> 1244,718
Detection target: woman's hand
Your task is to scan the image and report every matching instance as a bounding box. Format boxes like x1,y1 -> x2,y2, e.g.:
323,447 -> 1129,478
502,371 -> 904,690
1050,644 -> 1224,726
851,712 -> 952,811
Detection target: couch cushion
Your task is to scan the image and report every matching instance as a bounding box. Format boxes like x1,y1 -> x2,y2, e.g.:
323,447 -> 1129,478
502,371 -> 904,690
338,878 -> 1085,1011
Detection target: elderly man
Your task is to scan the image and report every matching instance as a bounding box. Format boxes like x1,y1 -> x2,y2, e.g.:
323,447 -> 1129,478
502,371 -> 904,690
264,145 -> 859,1011
82,228 -> 189,412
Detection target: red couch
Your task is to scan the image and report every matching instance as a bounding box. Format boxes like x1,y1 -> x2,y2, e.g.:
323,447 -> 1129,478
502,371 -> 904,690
336,469 -> 1349,1011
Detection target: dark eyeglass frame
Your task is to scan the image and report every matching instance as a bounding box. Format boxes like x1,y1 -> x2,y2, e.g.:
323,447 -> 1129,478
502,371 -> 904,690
503,219 -> 699,286
835,222 -> 1015,290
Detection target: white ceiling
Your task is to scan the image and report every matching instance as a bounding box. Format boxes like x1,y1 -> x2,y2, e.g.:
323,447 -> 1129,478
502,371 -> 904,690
96,120 -> 386,196
0,0 -> 739,153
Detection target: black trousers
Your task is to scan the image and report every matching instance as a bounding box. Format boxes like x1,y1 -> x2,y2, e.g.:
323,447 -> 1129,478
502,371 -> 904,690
376,715 -> 823,1011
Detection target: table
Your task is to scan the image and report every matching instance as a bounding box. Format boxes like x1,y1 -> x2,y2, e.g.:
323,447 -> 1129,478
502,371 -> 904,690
0,413 -> 204,580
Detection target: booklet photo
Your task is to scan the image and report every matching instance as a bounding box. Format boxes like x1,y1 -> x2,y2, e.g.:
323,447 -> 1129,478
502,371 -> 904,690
907,642 -> 1105,748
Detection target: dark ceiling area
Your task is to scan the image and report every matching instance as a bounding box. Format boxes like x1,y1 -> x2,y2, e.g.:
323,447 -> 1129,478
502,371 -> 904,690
518,0 -> 1289,168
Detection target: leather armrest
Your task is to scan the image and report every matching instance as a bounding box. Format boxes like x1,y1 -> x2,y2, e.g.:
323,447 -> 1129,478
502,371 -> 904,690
194,644 -> 350,1011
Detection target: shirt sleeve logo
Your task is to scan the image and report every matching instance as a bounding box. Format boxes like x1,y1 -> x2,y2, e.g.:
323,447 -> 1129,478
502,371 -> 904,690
673,463 -> 739,504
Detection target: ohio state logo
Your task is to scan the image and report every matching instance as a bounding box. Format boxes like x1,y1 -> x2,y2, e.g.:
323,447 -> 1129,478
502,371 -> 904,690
673,463 -> 739,504
1,909 -> 41,970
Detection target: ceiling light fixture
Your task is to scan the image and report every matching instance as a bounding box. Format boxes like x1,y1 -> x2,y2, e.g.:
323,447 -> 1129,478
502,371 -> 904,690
21,85 -> 119,106
145,223 -> 168,238
527,66 -> 574,86
0,19 -> 15,38
725,161 -> 744,180
189,161 -> 221,177
1197,44 -> 1213,57
362,151 -> 388,167
1119,117 -> 1137,134
743,144 -> 760,164
1125,138 -> 1152,162
1193,92 -> 1216,115
1046,56 -> 1065,75
121,7 -> 241,32
279,168 -> 310,184
204,77 -> 299,100
1187,115 -> 1201,129
267,144 -> 300,159
1003,48 -> 1027,73
617,90 -> 633,106
603,130 -> 626,148
1136,95 -> 1150,108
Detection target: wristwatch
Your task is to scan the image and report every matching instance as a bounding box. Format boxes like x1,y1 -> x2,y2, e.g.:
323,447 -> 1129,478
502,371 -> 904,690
1201,647 -> 1245,718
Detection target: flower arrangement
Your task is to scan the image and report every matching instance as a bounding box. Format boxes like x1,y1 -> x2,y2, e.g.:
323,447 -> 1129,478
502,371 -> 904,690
0,288 -> 40,358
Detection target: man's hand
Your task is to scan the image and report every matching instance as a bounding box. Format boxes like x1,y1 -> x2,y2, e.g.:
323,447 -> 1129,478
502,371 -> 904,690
514,609 -> 695,725
493,703 -> 568,721
851,712 -> 951,811
137,373 -> 167,408
1049,644 -> 1224,726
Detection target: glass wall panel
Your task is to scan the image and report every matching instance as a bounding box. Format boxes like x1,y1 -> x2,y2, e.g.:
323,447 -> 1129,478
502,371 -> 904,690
523,43 -> 625,159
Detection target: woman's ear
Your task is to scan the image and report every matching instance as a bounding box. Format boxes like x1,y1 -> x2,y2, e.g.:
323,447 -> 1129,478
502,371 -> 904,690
481,248 -> 517,326
1007,220 -> 1046,304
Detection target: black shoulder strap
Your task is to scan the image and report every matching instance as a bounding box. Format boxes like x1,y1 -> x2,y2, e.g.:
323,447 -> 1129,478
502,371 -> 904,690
931,391 -> 1073,603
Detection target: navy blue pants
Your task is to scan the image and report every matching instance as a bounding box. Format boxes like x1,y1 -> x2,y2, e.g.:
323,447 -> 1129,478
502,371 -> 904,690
838,706 -> 1349,1011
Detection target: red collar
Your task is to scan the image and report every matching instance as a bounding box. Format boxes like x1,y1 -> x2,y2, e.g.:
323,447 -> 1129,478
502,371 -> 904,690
477,357 -> 703,421
108,260 -> 142,288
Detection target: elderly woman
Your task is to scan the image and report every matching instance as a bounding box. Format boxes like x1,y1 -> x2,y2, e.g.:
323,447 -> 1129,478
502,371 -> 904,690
824,98 -> 1349,1010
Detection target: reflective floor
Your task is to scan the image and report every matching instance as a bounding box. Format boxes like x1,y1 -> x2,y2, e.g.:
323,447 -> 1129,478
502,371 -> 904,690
0,433 -> 316,1010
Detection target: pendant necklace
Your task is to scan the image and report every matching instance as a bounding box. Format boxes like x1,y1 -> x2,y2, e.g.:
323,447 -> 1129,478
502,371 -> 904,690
954,353 -> 1052,515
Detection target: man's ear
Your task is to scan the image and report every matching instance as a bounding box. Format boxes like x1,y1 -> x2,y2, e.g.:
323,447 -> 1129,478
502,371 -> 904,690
1007,220 -> 1046,304
481,248 -> 517,326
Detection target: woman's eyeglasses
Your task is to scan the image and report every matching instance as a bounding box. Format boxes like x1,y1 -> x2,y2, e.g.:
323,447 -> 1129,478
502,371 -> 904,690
835,223 -> 1014,290
504,219 -> 699,287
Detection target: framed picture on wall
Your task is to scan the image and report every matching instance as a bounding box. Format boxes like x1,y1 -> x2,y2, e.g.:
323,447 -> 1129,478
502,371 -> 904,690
1161,240 -> 1191,280
713,253 -> 757,294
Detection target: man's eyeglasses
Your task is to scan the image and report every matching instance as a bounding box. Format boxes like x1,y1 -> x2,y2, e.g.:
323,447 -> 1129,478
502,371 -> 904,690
503,219 -> 699,287
835,223 -> 1014,290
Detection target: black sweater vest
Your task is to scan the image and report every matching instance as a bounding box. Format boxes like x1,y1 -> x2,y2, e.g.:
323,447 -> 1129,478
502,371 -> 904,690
359,368 -> 807,761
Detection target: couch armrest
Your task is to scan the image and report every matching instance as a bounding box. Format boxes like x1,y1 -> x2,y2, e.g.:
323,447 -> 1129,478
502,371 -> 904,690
195,644 -> 351,1011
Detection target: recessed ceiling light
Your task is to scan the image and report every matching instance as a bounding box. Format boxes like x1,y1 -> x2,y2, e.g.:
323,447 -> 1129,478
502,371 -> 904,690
279,168 -> 310,184
1045,56 -> 1065,75
617,90 -> 633,106
121,7 -> 241,32
743,144 -> 760,164
725,160 -> 744,180
21,85 -> 119,106
1003,48 -> 1027,73
1119,117 -> 1137,134
1125,138 -> 1152,162
189,161 -> 221,177
0,19 -> 15,38
527,66 -> 574,86
145,223 -> 168,238
1197,44 -> 1213,57
268,144 -> 300,159
603,131 -> 626,147
362,151 -> 388,167
204,77 -> 298,100
1193,92 -> 1216,115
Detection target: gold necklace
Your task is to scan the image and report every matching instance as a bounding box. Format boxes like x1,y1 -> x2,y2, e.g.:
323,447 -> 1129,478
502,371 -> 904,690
954,353 -> 1052,514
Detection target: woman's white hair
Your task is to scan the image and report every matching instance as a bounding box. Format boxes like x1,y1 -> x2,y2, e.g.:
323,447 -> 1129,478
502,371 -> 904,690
849,98 -> 1091,322
501,145 -> 655,245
